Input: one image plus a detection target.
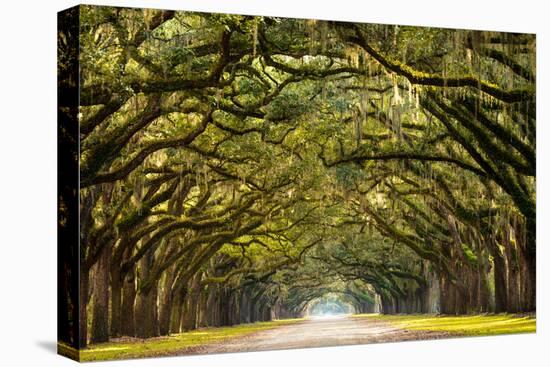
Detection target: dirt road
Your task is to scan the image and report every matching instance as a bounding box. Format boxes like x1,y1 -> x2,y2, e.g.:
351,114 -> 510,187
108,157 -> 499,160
182,315 -> 450,355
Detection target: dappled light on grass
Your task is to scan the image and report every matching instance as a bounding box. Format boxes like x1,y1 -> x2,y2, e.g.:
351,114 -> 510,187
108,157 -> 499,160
81,318 -> 305,361
352,314 -> 535,336
82,314 -> 534,361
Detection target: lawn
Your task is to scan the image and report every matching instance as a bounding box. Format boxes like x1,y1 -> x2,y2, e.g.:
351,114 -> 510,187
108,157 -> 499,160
60,318 -> 305,361
352,313 -> 536,336
58,314 -> 535,361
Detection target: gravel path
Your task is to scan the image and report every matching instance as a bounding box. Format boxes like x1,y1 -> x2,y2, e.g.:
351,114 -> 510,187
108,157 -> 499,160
180,315 -> 450,355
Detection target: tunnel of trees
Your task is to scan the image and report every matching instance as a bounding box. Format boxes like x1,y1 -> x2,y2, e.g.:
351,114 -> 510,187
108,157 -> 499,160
58,6 -> 536,347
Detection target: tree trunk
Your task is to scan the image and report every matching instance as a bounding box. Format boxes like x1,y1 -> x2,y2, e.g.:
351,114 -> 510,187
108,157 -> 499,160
455,283 -> 468,315
229,290 -> 240,325
120,269 -> 136,336
504,227 -> 520,313
475,237 -> 490,313
134,245 -> 159,339
169,289 -> 184,334
240,289 -> 250,323
158,269 -> 176,336
488,238 -> 508,313
110,268 -> 122,338
206,286 -> 214,326
197,288 -> 208,327
182,274 -> 201,331
181,295 -> 196,331
439,276 -> 451,314
134,287 -> 159,338
518,217 -> 536,312
91,246 -> 110,343
110,248 -> 132,337
518,243 -> 536,312
79,268 -> 90,348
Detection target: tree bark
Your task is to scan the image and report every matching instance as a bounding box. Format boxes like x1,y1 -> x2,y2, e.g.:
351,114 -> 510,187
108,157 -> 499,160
197,288 -> 209,327
240,289 -> 250,323
134,287 -> 159,338
182,274 -> 201,331
504,227 -> 520,313
120,268 -> 136,336
518,217 -> 536,312
488,238 -> 508,313
79,268 -> 90,348
158,268 -> 176,335
110,247 -> 132,337
169,289 -> 184,334
475,236 -> 491,313
91,246 -> 110,343
110,268 -> 122,337
134,245 -> 159,339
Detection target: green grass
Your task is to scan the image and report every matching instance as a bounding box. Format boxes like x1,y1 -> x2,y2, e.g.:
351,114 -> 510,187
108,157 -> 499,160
76,318 -> 305,361
61,314 -> 535,361
352,313 -> 536,336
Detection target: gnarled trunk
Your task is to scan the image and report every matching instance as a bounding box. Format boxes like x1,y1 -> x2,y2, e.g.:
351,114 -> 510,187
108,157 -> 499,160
120,269 -> 136,336
91,246 -> 110,343
134,287 -> 159,338
182,274 -> 201,331
79,268 -> 89,348
158,269 -> 176,335
110,268 -> 122,338
488,238 -> 508,313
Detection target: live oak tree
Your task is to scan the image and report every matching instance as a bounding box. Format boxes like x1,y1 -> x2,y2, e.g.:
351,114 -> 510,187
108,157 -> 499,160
57,6 -> 536,347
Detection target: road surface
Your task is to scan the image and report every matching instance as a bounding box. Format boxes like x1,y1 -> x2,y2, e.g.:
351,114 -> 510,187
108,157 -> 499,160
182,315 -> 450,355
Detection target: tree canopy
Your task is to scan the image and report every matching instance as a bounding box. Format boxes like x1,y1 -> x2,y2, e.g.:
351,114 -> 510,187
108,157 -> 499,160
58,5 -> 536,347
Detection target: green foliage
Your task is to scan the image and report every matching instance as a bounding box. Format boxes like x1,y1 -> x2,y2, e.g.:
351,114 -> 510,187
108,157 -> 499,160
461,243 -> 478,265
335,163 -> 366,189
71,6 -> 536,349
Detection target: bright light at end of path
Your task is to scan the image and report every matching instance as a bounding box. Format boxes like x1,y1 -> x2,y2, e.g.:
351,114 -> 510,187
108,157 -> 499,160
310,313 -> 349,320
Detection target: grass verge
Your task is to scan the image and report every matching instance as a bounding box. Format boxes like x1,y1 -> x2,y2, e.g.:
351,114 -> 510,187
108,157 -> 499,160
352,313 -> 536,336
77,318 -> 304,361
